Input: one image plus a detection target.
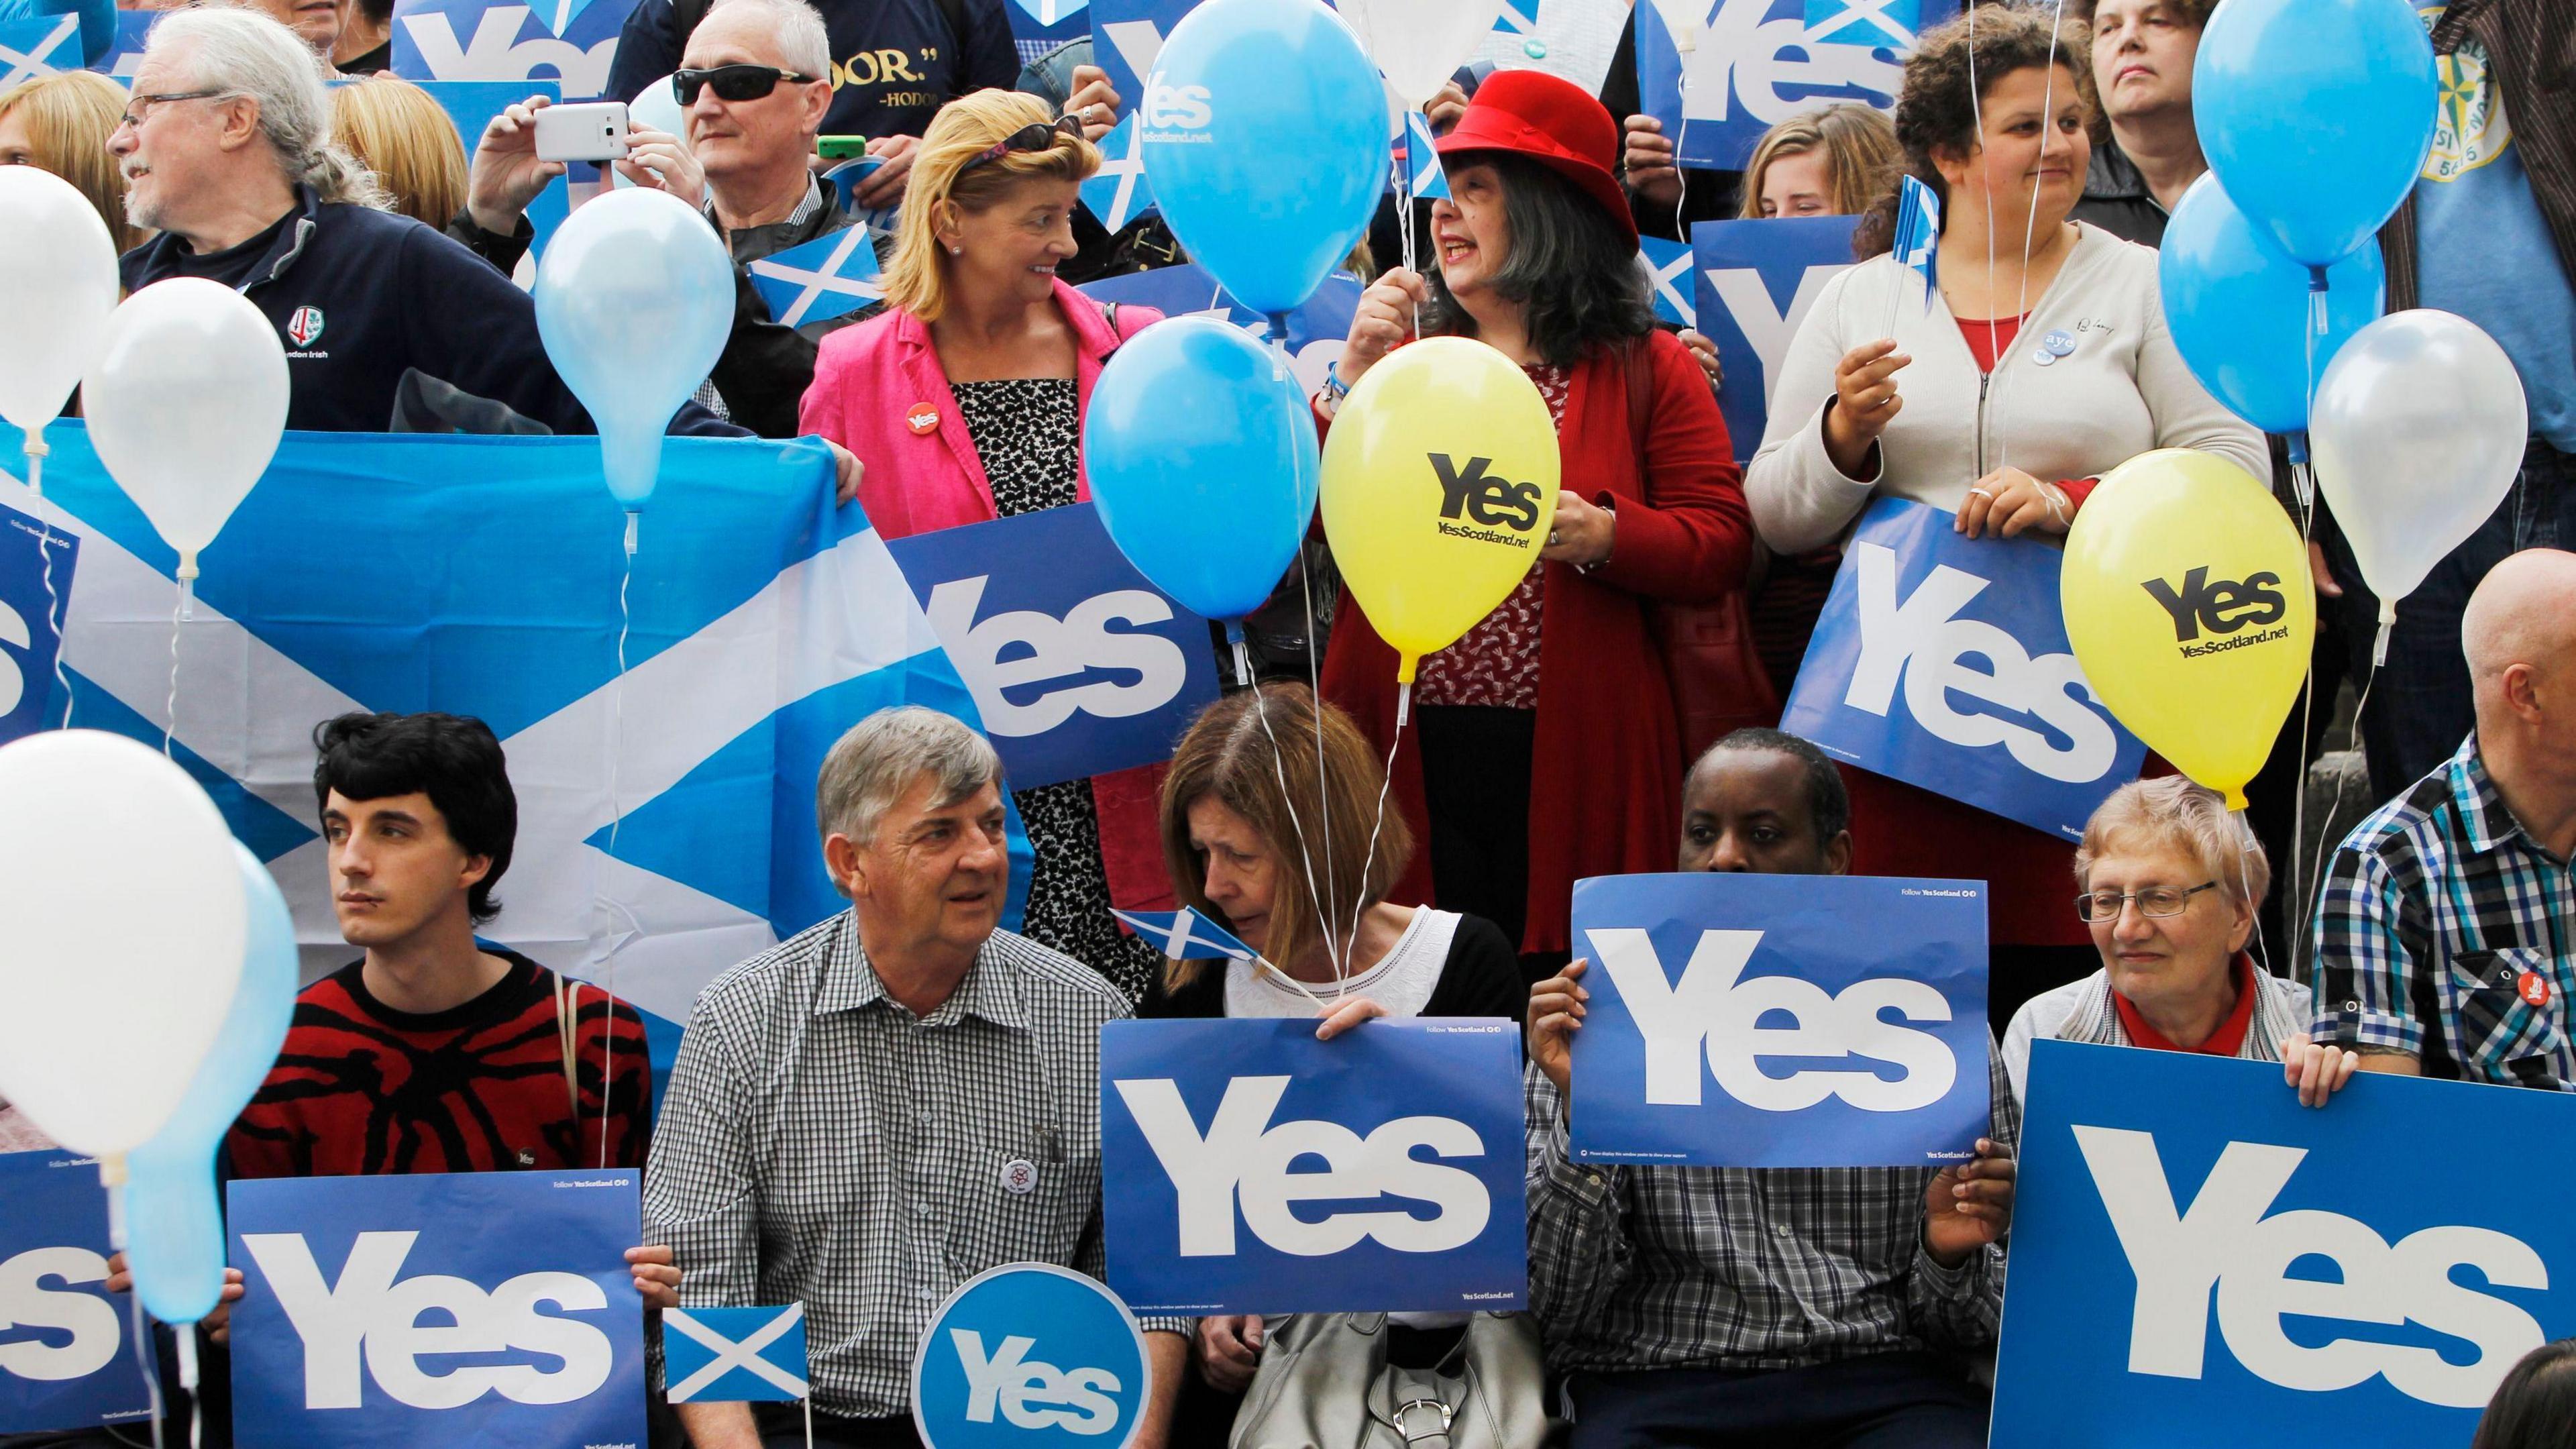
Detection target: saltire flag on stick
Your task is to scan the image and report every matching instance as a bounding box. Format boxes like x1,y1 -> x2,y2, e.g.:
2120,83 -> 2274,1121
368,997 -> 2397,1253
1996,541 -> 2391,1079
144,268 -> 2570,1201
1887,172 -> 1941,335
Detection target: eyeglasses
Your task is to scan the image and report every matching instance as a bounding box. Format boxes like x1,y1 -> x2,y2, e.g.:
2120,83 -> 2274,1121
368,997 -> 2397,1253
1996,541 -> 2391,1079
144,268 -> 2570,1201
114,90 -> 231,131
2075,881 -> 2221,922
955,115 -> 1083,177
671,64 -> 812,105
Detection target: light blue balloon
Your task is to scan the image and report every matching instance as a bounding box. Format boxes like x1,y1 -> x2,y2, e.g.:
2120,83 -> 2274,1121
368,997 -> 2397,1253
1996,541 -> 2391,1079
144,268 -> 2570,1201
533,187 -> 734,511
1083,317 -> 1319,621
1138,0 -> 1386,317
124,843 -> 297,1326
2192,0 -> 2436,270
2160,173 -> 2385,437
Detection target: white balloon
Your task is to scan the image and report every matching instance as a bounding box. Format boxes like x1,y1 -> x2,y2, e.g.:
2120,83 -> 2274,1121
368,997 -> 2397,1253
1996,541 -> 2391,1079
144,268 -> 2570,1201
83,278 -> 288,583
613,74 -> 692,191
0,730 -> 246,1158
1334,0 -> 1505,105
2310,309 -> 2530,627
0,166 -> 120,442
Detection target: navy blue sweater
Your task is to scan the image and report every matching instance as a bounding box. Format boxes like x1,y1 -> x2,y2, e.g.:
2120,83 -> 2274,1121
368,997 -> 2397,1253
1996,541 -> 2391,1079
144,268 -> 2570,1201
606,0 -> 1018,141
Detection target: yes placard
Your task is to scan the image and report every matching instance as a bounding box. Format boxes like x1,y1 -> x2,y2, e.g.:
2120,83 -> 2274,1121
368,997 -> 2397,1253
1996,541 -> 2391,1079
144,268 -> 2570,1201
1633,0 -> 1957,171
1568,871 -> 1988,1167
1099,1018 -> 1527,1315
1690,215 -> 1858,465
227,1169 -> 646,1449
390,0 -> 639,102
0,1152 -> 156,1436
1781,496 -> 2147,840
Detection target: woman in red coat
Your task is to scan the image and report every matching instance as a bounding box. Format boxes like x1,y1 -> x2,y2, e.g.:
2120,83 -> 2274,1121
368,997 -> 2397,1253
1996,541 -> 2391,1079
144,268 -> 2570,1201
1318,70 -> 1752,968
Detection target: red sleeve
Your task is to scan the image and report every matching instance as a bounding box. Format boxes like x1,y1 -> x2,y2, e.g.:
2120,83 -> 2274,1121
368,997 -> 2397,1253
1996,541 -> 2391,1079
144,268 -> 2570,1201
2059,476 -> 2100,513
1591,331 -> 1754,605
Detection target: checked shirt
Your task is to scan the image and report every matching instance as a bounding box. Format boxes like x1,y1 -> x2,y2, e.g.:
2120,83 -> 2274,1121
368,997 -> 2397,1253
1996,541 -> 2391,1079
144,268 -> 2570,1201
645,912 -> 1183,1419
2312,734 -> 2576,1089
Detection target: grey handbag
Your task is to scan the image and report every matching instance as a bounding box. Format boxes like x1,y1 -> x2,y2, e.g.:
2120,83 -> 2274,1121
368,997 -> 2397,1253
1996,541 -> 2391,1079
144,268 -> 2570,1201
1229,1313 -> 1548,1449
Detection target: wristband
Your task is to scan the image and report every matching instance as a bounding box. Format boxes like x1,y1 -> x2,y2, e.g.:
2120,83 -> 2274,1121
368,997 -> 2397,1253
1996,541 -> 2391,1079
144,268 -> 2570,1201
1322,361 -> 1352,402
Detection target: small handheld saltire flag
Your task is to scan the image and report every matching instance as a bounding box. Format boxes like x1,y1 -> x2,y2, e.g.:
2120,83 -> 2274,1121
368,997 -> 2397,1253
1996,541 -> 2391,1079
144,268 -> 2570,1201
1640,235 -> 1695,329
1079,113 -> 1157,233
1891,173 -> 1941,314
1803,0 -> 1919,47
0,13 -> 78,85
1393,109 -> 1449,201
665,1305 -> 810,1403
1112,906 -> 1257,962
748,224 -> 882,329
1491,0 -> 1536,36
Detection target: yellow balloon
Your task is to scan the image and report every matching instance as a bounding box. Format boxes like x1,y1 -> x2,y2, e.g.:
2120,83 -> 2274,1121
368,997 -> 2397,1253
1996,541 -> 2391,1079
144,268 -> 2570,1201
1320,337 -> 1561,683
2060,448 -> 2315,810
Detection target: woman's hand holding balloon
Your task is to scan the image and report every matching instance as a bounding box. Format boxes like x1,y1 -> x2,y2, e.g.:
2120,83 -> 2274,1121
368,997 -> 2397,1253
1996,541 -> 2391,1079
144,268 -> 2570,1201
1336,268 -> 1430,393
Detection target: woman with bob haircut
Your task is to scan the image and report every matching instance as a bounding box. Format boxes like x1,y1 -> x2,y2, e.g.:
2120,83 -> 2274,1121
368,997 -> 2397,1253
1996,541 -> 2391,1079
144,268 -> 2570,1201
329,76 -> 470,229
0,70 -> 144,252
1737,101 -> 1900,221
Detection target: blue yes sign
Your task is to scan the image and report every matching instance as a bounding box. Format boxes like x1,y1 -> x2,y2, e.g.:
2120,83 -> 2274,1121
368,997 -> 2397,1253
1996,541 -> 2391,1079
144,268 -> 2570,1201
1099,1018 -> 1527,1315
1994,1042 -> 2576,1446
227,1170 -> 646,1449
0,1152 -> 154,1436
1568,872 -> 1989,1167
1690,216 -> 1858,466
1782,496 -> 2147,841
912,1264 -> 1149,1449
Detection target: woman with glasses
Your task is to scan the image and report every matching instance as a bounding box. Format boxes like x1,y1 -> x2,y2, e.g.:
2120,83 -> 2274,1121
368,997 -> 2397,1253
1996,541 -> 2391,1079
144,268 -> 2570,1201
799,88 -> 1172,1002
2000,775 -> 2344,1107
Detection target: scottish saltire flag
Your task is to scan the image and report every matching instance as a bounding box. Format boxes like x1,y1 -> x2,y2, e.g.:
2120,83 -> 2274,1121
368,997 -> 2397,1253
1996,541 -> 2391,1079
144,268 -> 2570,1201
0,425 -> 1027,1071
1392,107 -> 1449,201
749,225 -> 883,329
822,157 -> 903,247
1640,235 -> 1696,329
390,0 -> 641,101
0,13 -> 77,85
1081,113 -> 1157,233
1804,0 -> 1919,47
1892,172 -> 1941,311
1491,0 -> 1537,36
1112,906 -> 1256,962
1,500 -> 76,747
665,1305 -> 810,1403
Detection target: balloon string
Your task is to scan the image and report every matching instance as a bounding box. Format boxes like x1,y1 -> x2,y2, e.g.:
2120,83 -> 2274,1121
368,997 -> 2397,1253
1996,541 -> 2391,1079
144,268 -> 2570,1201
128,1289 -> 164,1449
1238,633 -> 1342,969
165,581 -> 181,759
27,439 -> 71,729
1297,551 -> 1346,975
2231,808 -> 2272,978
1993,0 -> 2065,480
1341,708 -> 1404,987
2292,657 -> 2377,961
602,525 -> 635,1171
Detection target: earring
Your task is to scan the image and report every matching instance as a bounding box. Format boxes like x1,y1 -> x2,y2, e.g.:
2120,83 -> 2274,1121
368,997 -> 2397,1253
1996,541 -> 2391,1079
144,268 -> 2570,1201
950,246 -> 963,256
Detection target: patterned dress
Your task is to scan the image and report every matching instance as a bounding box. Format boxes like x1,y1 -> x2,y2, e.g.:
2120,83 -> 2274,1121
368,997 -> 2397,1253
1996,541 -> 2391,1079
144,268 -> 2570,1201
1413,363 -> 1570,706
951,378 -> 1165,1003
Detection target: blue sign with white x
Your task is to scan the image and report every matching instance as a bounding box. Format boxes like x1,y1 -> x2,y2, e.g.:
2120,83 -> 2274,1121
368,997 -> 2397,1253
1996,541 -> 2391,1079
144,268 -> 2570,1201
1392,109 -> 1448,202
749,225 -> 883,329
1111,907 -> 1254,962
1080,115 -> 1157,233
0,14 -> 78,86
664,1305 -> 810,1403
1640,235 -> 1696,331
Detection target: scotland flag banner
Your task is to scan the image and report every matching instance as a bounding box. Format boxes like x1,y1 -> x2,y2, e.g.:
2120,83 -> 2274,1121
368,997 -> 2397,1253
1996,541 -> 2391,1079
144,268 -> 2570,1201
1780,496 -> 2146,841
0,1151 -> 156,1436
1889,173 -> 1940,317
1080,264 -> 1361,399
0,500 -> 76,747
1080,115 -> 1157,233
1640,235 -> 1697,331
1567,871 -> 1989,1168
0,13 -> 76,85
391,0 -> 639,102
1994,1042 -> 2576,1448
1635,0 -> 1956,171
1109,907 -> 1255,962
748,224 -> 883,329
0,424 -> 1023,1063
884,502 -> 1220,790
664,1305 -> 810,1404
1393,108 -> 1448,201
1100,1017 -> 1528,1315
1690,215 -> 1858,464
227,1169 -> 646,1448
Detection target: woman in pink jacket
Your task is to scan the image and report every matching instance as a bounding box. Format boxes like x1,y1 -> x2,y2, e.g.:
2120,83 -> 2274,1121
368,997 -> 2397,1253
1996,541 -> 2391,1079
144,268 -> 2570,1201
799,88 -> 1167,1000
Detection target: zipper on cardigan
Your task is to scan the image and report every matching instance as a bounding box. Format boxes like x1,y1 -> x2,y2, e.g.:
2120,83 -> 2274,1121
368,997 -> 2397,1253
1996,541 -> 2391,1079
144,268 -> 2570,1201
1974,370 -> 1990,477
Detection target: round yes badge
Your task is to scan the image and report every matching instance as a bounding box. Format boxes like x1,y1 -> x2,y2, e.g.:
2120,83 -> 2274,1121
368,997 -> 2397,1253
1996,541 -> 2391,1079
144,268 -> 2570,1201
912,1264 -> 1150,1449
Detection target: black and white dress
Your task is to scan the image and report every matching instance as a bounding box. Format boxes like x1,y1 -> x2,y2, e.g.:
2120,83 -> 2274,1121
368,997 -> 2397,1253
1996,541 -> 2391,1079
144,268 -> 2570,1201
951,378 -> 1165,1003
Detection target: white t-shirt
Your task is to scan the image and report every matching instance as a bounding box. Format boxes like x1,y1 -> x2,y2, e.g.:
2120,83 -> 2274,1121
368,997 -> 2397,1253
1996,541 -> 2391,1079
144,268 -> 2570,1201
1222,907 -> 1463,1020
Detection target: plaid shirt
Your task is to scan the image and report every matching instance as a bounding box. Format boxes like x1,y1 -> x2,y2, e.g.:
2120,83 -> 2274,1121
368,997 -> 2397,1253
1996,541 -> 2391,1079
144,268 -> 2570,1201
1522,1053 -> 2015,1375
645,912 -> 1184,1418
2312,735 -> 2576,1089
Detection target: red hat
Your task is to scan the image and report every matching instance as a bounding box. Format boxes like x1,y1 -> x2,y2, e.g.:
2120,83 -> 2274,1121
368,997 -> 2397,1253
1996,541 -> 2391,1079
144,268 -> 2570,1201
1434,68 -> 1638,248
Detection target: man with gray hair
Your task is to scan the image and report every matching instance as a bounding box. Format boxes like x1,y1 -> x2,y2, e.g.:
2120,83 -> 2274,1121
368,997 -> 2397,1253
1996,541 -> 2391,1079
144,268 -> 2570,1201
645,706 -> 1187,1449
113,4 -> 747,441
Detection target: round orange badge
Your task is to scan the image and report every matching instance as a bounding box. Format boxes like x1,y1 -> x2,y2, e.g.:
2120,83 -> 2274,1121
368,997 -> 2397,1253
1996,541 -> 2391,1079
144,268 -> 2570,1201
2520,971 -> 2552,1008
906,403 -> 939,435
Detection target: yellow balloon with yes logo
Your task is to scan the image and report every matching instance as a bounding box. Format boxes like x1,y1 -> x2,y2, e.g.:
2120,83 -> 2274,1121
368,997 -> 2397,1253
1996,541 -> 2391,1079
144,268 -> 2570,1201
2060,447 -> 2314,810
1320,337 -> 1560,685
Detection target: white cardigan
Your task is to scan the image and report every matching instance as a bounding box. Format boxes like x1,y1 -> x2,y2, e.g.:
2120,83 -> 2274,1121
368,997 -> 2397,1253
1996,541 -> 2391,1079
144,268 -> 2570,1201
1745,222 -> 2269,555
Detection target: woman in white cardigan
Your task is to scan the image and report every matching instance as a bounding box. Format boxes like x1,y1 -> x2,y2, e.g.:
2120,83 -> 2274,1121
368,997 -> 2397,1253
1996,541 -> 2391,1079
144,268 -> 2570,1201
1743,7 -> 2269,1031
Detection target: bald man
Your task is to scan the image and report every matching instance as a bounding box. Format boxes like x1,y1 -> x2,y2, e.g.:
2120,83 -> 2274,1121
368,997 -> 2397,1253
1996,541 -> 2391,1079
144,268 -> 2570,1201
2308,548 -> 2576,1089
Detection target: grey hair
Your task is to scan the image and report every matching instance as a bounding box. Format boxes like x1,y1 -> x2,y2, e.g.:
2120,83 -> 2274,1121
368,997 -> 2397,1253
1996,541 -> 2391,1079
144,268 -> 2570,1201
2074,775 -> 2272,910
707,0 -> 833,83
816,707 -> 1003,859
150,6 -> 388,209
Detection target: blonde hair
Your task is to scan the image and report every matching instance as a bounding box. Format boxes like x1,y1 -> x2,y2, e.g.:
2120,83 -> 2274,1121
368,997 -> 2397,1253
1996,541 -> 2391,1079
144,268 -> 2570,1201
2074,776 -> 2271,909
879,88 -> 1098,322
329,76 -> 467,228
1736,102 -> 1902,221
1158,685 -> 1414,992
0,71 -> 143,251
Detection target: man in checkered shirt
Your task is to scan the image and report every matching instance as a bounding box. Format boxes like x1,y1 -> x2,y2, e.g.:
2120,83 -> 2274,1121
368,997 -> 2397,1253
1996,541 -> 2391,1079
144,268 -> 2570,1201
2308,549 -> 2576,1091
645,707 -> 1188,1448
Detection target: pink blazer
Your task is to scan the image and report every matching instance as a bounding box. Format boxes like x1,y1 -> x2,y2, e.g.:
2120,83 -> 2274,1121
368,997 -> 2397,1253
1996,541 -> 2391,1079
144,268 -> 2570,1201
798,278 -> 1160,539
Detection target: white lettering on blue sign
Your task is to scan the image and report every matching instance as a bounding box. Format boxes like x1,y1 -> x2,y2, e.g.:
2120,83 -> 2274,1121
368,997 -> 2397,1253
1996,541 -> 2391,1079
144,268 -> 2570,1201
398,7 -> 617,97
0,1248 -> 120,1382
2074,1126 -> 2548,1409
1138,71 -> 1212,134
950,1330 -> 1123,1434
1701,264 -> 1845,400
921,578 -> 1191,738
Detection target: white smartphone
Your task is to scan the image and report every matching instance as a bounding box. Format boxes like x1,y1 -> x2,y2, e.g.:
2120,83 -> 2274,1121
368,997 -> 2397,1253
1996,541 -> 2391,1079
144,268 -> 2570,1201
533,101 -> 631,163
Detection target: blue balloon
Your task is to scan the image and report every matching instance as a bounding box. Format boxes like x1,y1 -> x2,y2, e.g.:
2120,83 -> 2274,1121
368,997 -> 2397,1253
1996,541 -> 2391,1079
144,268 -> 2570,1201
124,843 -> 297,1326
2193,0 -> 2436,269
533,187 -> 734,512
1138,0 -> 1386,317
0,0 -> 115,67
2160,173 -> 2385,437
1083,317 -> 1319,621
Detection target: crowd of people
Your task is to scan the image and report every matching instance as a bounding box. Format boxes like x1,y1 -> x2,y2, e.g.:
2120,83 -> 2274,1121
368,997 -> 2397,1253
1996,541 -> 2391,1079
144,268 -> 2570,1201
2,0 -> 2573,1444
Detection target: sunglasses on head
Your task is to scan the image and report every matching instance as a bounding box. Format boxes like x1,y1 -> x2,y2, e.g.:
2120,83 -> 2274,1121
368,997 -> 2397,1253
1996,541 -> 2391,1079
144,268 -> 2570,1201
671,63 -> 813,105
955,115 -> 1083,176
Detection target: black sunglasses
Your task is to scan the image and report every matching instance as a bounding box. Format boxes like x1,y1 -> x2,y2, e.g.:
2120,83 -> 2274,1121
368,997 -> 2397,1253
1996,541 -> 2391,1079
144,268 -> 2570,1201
956,115 -> 1083,176
671,63 -> 812,105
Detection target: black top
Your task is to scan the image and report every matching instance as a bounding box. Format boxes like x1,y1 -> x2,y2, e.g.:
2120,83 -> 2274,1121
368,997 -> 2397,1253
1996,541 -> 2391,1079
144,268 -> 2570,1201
164,209 -> 294,288
1140,910 -> 1529,1025
339,39 -> 394,74
2069,138 -> 2169,248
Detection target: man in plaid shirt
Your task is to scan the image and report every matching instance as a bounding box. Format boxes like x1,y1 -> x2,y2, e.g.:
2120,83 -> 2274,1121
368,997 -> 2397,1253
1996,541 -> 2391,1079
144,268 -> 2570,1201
1523,730 -> 2017,1448
2310,551 -> 2576,1090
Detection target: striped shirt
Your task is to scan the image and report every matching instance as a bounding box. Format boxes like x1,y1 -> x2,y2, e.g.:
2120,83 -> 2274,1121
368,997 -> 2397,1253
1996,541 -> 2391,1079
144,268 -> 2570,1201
2311,734 -> 2576,1089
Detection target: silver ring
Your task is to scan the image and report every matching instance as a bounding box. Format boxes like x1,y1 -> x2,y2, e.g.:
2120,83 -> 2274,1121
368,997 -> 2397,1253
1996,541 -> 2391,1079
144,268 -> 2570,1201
1966,486 -> 1994,500
1548,529 -> 1562,545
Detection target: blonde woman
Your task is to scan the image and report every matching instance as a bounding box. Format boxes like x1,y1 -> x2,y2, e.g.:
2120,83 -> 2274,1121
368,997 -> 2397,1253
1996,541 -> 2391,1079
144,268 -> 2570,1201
329,76 -> 468,228
798,87 -> 1172,1000
0,70 -> 144,252
1737,101 -> 1900,221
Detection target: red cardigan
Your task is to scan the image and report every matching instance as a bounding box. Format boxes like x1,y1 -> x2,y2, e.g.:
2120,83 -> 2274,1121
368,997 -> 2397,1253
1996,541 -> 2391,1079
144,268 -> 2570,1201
1321,330 -> 1754,955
